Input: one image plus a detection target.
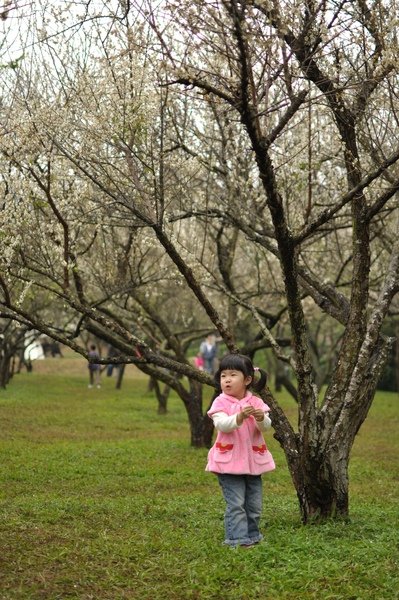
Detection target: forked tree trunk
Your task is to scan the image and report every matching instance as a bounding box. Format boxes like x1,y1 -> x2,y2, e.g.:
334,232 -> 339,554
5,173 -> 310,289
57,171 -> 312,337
293,449 -> 350,523
284,340 -> 392,523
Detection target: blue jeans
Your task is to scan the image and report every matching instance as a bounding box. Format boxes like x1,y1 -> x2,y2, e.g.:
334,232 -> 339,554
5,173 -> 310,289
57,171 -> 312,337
217,474 -> 263,547
204,357 -> 215,374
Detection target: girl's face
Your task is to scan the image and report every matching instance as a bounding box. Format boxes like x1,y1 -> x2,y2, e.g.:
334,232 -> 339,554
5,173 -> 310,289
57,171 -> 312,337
220,369 -> 252,400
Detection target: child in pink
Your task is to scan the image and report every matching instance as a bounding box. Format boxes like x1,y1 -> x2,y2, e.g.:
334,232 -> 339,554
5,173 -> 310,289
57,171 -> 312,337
194,353 -> 204,370
206,353 -> 275,548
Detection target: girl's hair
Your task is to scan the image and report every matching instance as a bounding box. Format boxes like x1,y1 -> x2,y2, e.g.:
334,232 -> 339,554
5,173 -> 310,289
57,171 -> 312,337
214,353 -> 267,393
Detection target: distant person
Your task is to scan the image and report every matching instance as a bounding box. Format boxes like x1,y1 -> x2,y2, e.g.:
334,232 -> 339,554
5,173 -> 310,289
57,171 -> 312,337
106,344 -> 119,377
206,353 -> 275,548
51,342 -> 63,357
200,334 -> 217,374
41,339 -> 51,357
87,344 -> 101,388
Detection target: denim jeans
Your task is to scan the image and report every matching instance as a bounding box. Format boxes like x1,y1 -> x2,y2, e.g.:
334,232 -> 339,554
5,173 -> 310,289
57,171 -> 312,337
217,473 -> 263,547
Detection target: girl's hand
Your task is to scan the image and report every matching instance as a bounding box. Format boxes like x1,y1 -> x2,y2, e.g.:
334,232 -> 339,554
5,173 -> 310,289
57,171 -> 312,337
252,409 -> 266,422
236,406 -> 255,425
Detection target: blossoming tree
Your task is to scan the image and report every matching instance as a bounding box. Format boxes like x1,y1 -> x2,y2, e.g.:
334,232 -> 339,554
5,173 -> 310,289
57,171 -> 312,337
0,0 -> 398,521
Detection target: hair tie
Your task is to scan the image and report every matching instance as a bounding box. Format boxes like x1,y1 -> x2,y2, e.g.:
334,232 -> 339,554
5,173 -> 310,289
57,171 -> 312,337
254,367 -> 260,372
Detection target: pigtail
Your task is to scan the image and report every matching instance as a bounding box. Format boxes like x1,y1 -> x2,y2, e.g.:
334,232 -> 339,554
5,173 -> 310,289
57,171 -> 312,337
251,367 -> 268,393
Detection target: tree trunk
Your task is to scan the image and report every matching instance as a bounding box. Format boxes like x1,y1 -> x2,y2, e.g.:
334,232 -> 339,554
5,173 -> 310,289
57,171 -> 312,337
157,387 -> 169,414
0,348 -> 13,389
294,451 -> 350,523
202,391 -> 218,448
202,413 -> 215,448
181,383 -> 216,448
149,377 -> 170,414
396,323 -> 399,392
0,355 -> 10,388
181,380 -> 207,447
284,339 -> 393,523
10,354 -> 16,380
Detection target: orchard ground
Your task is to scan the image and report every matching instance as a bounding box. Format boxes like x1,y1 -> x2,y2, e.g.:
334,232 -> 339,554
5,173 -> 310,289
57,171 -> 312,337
0,351 -> 398,600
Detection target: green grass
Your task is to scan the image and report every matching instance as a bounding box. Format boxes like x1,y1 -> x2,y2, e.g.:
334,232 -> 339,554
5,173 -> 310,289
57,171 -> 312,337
0,369 -> 398,599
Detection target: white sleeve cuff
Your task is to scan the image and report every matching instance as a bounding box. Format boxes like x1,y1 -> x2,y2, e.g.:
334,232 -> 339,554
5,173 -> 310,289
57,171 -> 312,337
212,412 -> 240,433
255,413 -> 272,431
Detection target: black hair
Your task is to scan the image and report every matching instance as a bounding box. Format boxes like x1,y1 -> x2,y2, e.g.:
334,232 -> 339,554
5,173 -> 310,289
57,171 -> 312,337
214,353 -> 267,393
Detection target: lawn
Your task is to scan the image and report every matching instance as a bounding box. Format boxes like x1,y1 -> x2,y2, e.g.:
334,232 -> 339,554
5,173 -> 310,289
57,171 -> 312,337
0,356 -> 398,599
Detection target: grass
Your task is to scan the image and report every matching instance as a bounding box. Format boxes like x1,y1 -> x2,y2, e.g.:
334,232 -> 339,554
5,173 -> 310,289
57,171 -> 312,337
0,356 -> 398,599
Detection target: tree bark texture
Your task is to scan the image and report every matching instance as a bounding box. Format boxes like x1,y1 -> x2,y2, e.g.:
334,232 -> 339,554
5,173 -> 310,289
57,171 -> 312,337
0,353 -> 11,389
285,337 -> 394,522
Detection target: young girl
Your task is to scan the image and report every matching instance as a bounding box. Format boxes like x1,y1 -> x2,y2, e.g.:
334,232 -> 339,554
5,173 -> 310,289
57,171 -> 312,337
206,353 -> 275,548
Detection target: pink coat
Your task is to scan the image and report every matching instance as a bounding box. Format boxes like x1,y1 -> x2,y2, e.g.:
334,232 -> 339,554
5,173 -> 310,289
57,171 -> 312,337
206,391 -> 276,475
